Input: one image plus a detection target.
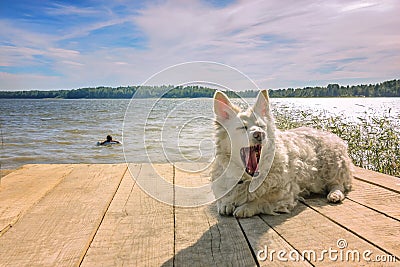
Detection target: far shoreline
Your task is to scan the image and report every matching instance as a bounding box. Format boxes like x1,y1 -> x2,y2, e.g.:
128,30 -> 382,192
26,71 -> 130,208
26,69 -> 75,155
0,79 -> 399,99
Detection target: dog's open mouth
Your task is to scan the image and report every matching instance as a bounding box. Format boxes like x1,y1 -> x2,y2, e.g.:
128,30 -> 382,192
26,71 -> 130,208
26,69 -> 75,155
240,144 -> 262,177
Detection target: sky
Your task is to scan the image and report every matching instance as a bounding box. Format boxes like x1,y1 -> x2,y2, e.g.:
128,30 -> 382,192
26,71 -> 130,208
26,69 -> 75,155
0,0 -> 399,91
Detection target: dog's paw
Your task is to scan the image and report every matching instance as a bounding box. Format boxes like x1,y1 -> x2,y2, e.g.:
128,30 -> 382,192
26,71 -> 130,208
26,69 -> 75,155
218,202 -> 235,216
233,205 -> 257,218
327,189 -> 345,203
274,206 -> 290,214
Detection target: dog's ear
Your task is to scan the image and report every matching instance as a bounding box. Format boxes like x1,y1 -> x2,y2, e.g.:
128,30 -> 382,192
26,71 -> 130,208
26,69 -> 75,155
214,91 -> 236,120
253,90 -> 271,118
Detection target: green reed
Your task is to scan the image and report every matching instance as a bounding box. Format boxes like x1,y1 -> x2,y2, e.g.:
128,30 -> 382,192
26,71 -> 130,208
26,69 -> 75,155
273,108 -> 400,177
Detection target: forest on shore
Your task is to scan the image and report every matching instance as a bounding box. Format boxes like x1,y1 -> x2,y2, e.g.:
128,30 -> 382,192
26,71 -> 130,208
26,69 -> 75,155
0,79 -> 398,99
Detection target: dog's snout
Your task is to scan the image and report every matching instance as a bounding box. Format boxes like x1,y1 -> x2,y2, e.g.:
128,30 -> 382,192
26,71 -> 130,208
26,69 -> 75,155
253,131 -> 265,141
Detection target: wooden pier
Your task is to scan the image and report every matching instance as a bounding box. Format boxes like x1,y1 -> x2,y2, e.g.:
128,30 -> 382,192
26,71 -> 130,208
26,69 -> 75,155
0,163 -> 399,266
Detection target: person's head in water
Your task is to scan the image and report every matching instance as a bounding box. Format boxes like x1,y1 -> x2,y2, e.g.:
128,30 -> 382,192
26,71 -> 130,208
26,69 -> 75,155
106,135 -> 112,142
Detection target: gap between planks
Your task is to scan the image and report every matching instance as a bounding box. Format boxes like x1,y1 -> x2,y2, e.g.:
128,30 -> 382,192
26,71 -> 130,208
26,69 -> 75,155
82,163 -> 259,266
77,165 -> 129,265
353,166 -> 400,194
171,163 -> 257,266
79,164 -> 400,266
2,164 -> 399,266
346,178 -> 400,222
0,164 -> 75,236
0,164 -> 128,266
80,163 -> 175,266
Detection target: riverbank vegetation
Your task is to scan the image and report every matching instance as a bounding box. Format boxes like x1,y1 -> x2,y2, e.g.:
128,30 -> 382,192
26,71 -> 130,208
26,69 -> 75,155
273,108 -> 400,177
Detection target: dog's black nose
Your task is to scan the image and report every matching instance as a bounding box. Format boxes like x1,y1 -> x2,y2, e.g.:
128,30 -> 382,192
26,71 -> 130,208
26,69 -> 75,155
253,131 -> 265,141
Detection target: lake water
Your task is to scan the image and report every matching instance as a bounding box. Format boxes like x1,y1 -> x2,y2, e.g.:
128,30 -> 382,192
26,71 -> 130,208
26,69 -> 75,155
1,97 -> 399,170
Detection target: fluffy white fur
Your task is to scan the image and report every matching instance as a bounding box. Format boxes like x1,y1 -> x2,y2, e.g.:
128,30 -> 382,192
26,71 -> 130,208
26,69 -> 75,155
211,90 -> 353,218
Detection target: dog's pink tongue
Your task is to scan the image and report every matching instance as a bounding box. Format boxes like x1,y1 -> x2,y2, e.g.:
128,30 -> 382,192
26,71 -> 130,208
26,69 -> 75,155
246,146 -> 258,175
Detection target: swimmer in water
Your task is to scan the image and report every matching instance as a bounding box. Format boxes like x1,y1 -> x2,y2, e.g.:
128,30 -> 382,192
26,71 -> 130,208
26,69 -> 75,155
98,135 -> 121,145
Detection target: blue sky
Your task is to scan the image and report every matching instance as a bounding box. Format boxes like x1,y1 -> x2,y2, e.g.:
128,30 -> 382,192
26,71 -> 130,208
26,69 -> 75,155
0,0 -> 399,90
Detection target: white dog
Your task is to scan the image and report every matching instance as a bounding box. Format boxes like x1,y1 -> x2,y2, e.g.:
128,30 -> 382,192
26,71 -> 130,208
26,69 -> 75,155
211,90 -> 353,218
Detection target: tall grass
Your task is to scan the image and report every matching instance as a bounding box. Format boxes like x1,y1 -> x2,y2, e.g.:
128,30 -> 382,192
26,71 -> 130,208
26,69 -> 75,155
273,107 -> 400,177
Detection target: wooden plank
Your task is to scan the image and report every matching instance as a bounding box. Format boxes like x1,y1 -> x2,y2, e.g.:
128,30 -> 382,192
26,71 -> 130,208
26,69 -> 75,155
0,164 -> 127,267
173,162 -> 215,207
173,205 -> 257,266
347,179 -> 400,221
172,165 -> 256,266
260,203 -> 395,266
353,167 -> 400,193
130,162 -> 175,205
173,162 -> 211,188
303,197 -> 400,260
2,163 -> 398,266
81,163 -> 175,266
238,216 -> 311,266
0,164 -> 74,235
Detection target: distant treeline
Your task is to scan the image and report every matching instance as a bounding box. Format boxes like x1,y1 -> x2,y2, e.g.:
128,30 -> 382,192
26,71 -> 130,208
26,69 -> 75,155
268,79 -> 400,98
0,85 -> 218,99
0,79 -> 399,99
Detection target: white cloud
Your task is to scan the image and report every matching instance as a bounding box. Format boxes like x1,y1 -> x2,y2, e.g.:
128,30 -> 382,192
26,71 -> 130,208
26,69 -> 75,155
60,60 -> 84,66
1,0 -> 399,90
340,1 -> 377,12
46,48 -> 80,58
45,3 -> 102,16
129,0 -> 400,88
0,46 -> 42,66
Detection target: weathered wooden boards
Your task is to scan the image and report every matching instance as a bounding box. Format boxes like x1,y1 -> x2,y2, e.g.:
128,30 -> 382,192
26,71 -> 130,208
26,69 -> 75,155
171,163 -> 256,266
82,163 -> 257,266
0,164 -> 127,266
0,163 -> 399,266
237,174 -> 400,266
353,166 -> 400,193
0,164 -> 75,235
81,164 -> 175,266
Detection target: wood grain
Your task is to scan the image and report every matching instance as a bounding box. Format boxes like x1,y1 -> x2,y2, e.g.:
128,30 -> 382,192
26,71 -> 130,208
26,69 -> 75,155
303,198 -> 400,261
0,164 -> 126,266
0,164 -> 74,235
239,215 -> 312,266
260,203 -> 395,266
82,163 -> 175,267
0,163 -> 399,266
353,167 -> 400,193
169,164 -> 256,266
347,179 -> 400,220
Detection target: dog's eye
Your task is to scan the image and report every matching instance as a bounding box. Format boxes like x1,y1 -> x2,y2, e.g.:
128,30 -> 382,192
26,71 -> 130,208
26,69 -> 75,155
237,180 -> 244,184
237,126 -> 248,130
